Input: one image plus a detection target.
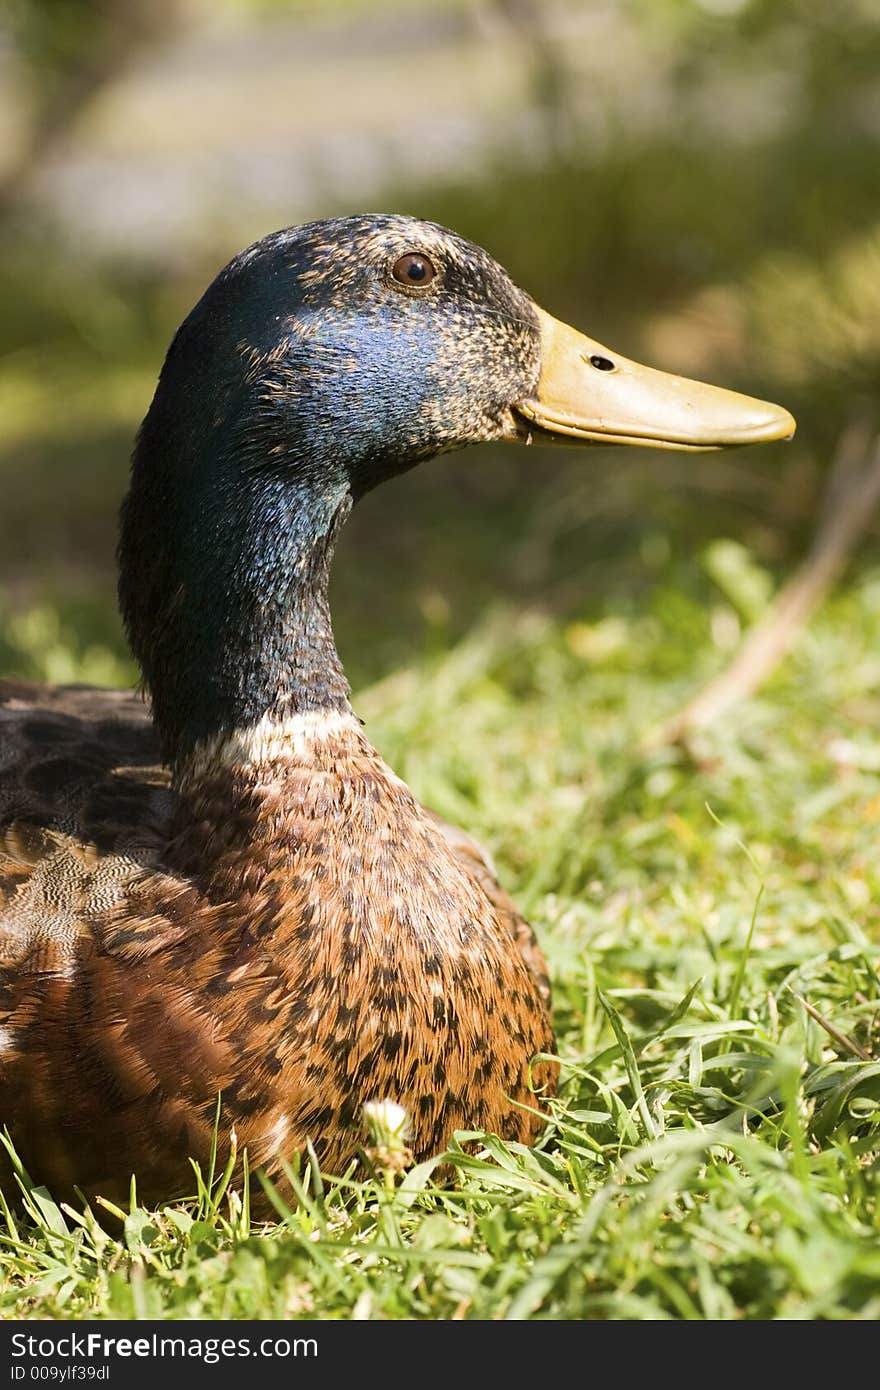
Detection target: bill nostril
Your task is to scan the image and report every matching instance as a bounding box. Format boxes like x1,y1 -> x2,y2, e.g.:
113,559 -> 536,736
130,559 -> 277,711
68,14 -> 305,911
589,354 -> 615,372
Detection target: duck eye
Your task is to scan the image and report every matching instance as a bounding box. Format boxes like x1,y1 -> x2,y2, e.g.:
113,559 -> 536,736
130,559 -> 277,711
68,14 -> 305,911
391,252 -> 437,288
589,354 -> 615,372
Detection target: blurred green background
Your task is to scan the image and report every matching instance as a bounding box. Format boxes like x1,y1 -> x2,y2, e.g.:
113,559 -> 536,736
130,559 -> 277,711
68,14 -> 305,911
1,0 -> 879,693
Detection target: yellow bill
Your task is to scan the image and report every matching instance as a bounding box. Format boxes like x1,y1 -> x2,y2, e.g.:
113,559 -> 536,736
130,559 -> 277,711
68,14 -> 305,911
513,307 -> 795,451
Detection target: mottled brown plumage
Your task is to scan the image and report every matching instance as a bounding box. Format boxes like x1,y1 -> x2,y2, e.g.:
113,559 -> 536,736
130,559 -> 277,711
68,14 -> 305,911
0,213 -> 792,1209
0,216 -> 565,1207
0,680 -> 553,1205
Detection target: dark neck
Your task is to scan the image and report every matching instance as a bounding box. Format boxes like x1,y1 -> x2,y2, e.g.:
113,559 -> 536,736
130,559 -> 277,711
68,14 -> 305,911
119,464 -> 354,766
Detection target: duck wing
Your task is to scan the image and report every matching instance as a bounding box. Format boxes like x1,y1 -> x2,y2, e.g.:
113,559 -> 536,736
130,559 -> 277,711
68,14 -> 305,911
0,682 -> 551,1007
0,680 -> 167,841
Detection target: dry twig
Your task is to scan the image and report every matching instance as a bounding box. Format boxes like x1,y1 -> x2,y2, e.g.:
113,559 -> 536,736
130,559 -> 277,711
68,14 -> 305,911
646,420 -> 880,750
790,990 -> 870,1061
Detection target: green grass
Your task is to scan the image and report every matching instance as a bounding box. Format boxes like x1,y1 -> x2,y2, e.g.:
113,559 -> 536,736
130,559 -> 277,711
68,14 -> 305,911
3,548 -> 880,1320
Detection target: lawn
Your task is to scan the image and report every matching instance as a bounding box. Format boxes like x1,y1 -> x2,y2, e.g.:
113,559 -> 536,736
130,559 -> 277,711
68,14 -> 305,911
3,545 -> 880,1319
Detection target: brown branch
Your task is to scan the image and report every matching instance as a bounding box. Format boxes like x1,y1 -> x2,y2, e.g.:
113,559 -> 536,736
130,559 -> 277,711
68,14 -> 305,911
646,420 -> 880,750
789,990 -> 871,1061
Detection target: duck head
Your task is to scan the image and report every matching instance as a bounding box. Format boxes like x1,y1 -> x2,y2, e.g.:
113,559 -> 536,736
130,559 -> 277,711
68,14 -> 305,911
121,214 -> 795,761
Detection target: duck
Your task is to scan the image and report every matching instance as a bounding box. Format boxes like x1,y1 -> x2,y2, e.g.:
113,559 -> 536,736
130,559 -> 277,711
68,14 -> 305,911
0,215 -> 795,1208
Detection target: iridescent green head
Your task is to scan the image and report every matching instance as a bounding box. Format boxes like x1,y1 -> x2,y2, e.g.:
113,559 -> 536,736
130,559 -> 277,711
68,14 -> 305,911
120,214 -> 794,761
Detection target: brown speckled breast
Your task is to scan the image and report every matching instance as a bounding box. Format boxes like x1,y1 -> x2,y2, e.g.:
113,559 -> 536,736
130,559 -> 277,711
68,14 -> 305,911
0,682 -> 555,1208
